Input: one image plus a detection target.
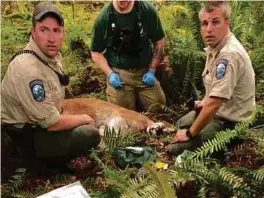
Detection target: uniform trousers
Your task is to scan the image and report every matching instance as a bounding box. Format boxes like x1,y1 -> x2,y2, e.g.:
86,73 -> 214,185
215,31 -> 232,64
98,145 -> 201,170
4,124 -> 100,159
106,67 -> 166,112
167,110 -> 237,156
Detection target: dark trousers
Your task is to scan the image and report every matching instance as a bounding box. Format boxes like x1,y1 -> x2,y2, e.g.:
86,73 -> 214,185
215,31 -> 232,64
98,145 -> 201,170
167,110 -> 238,156
3,124 -> 101,159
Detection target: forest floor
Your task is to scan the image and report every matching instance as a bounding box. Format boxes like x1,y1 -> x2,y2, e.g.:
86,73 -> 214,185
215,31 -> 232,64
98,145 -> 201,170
1,103 -> 263,197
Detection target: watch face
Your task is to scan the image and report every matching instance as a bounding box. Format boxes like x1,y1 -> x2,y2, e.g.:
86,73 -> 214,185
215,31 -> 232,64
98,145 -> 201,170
186,129 -> 193,139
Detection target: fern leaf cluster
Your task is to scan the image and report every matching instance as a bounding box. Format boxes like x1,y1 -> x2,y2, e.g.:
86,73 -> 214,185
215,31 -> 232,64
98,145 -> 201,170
190,108 -> 257,159
121,163 -> 175,198
102,126 -> 139,154
248,167 -> 264,184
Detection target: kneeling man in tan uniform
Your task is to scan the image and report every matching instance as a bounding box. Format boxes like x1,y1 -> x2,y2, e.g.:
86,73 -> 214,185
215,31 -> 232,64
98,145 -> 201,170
167,1 -> 255,156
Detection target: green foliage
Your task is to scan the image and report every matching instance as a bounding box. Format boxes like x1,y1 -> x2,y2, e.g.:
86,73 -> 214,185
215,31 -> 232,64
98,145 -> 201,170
230,1 -> 264,100
190,107 -> 258,159
2,168 -> 44,198
7,168 -> 27,192
1,19 -> 30,79
92,187 -> 121,198
102,126 -> 143,154
244,127 -> 264,157
1,2 -> 264,198
164,106 -> 263,197
56,2 -> 98,49
120,163 -> 175,198
171,157 -> 256,197
158,2 -> 205,104
250,166 -> 264,183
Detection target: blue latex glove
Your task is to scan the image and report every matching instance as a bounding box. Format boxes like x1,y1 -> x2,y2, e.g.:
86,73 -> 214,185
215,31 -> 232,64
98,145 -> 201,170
108,71 -> 123,88
142,70 -> 155,86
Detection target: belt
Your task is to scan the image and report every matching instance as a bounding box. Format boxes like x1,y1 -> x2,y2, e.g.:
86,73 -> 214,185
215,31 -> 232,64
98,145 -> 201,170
112,67 -> 147,72
214,116 -> 238,129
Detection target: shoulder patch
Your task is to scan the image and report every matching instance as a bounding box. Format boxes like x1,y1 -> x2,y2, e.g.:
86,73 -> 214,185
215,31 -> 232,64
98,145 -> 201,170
29,79 -> 45,102
216,59 -> 228,79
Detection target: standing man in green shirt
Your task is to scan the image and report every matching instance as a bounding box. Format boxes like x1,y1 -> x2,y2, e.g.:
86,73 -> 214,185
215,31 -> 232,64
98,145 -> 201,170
91,0 -> 166,112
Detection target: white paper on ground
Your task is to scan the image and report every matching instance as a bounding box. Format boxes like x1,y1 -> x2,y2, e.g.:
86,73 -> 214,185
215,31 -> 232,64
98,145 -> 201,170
36,181 -> 91,198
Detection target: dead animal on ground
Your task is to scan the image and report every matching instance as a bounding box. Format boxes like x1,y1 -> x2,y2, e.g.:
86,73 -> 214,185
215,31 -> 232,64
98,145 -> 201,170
63,98 -> 174,135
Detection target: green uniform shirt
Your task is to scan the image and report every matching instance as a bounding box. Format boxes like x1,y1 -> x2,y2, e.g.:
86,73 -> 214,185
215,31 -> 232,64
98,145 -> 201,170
90,1 -> 165,69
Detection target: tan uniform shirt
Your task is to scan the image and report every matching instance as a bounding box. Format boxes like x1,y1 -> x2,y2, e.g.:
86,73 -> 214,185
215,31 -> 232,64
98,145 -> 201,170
203,33 -> 255,122
1,37 -> 65,128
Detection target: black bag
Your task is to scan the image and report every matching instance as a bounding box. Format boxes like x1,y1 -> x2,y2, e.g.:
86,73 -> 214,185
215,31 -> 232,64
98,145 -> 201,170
114,146 -> 156,169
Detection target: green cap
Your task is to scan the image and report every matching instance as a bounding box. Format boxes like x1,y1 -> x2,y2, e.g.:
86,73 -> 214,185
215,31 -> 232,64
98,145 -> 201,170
33,2 -> 64,26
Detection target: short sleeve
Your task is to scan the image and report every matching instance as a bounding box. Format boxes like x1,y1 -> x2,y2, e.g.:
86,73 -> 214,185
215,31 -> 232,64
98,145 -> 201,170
143,2 -> 165,43
11,60 -> 60,128
90,6 -> 109,53
209,53 -> 240,100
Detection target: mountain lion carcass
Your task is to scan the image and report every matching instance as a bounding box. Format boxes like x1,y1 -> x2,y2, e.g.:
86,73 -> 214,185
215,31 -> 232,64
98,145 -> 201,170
62,98 -> 168,134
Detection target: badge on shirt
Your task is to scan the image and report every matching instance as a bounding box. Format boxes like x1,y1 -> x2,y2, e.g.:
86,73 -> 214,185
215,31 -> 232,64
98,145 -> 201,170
29,79 -> 45,102
216,59 -> 228,79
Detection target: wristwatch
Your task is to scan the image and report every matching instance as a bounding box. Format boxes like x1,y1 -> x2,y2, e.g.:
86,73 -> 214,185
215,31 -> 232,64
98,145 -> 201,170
186,129 -> 194,139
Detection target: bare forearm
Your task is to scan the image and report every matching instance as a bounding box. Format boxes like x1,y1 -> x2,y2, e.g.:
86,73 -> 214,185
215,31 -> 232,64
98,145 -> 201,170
149,38 -> 164,71
91,51 -> 112,76
47,114 -> 94,132
190,97 -> 224,136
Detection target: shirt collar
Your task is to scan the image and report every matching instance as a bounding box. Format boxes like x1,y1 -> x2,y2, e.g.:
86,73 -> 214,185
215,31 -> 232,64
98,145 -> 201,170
205,32 -> 232,58
27,37 -> 58,66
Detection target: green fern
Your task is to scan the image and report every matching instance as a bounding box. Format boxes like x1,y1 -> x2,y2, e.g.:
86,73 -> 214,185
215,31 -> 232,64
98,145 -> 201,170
142,163 -> 175,198
172,158 -> 254,197
121,177 -> 154,198
121,163 -> 176,198
250,166 -> 264,183
102,126 -> 139,154
197,184 -> 207,198
190,108 -> 257,159
7,168 -> 27,193
219,167 -> 247,189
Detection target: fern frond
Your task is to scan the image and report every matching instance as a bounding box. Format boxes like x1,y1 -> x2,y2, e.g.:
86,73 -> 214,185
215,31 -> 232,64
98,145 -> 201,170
250,166 -> 264,183
121,177 -> 156,198
190,108 -> 257,159
197,184 -> 207,198
175,159 -> 219,185
10,190 -> 37,198
219,167 -> 247,189
172,158 -> 253,197
8,168 -> 27,193
103,126 -> 137,154
121,163 -> 176,198
143,163 -> 175,198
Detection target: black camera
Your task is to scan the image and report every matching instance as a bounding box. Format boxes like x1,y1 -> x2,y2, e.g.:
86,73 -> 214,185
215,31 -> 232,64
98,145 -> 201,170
186,96 -> 195,111
57,72 -> 70,86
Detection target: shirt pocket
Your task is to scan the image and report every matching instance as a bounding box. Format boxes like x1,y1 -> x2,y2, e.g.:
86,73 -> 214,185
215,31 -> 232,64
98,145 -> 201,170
203,70 -> 212,93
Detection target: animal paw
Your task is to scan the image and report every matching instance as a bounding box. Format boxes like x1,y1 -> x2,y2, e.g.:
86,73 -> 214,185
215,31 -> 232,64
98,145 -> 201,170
147,122 -> 175,136
147,122 -> 165,135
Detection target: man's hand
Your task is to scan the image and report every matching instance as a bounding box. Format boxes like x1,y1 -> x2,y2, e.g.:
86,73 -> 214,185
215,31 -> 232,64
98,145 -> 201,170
171,129 -> 190,143
195,100 -> 204,109
47,114 -> 96,131
108,71 -> 123,88
81,114 -> 95,126
142,70 -> 155,86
